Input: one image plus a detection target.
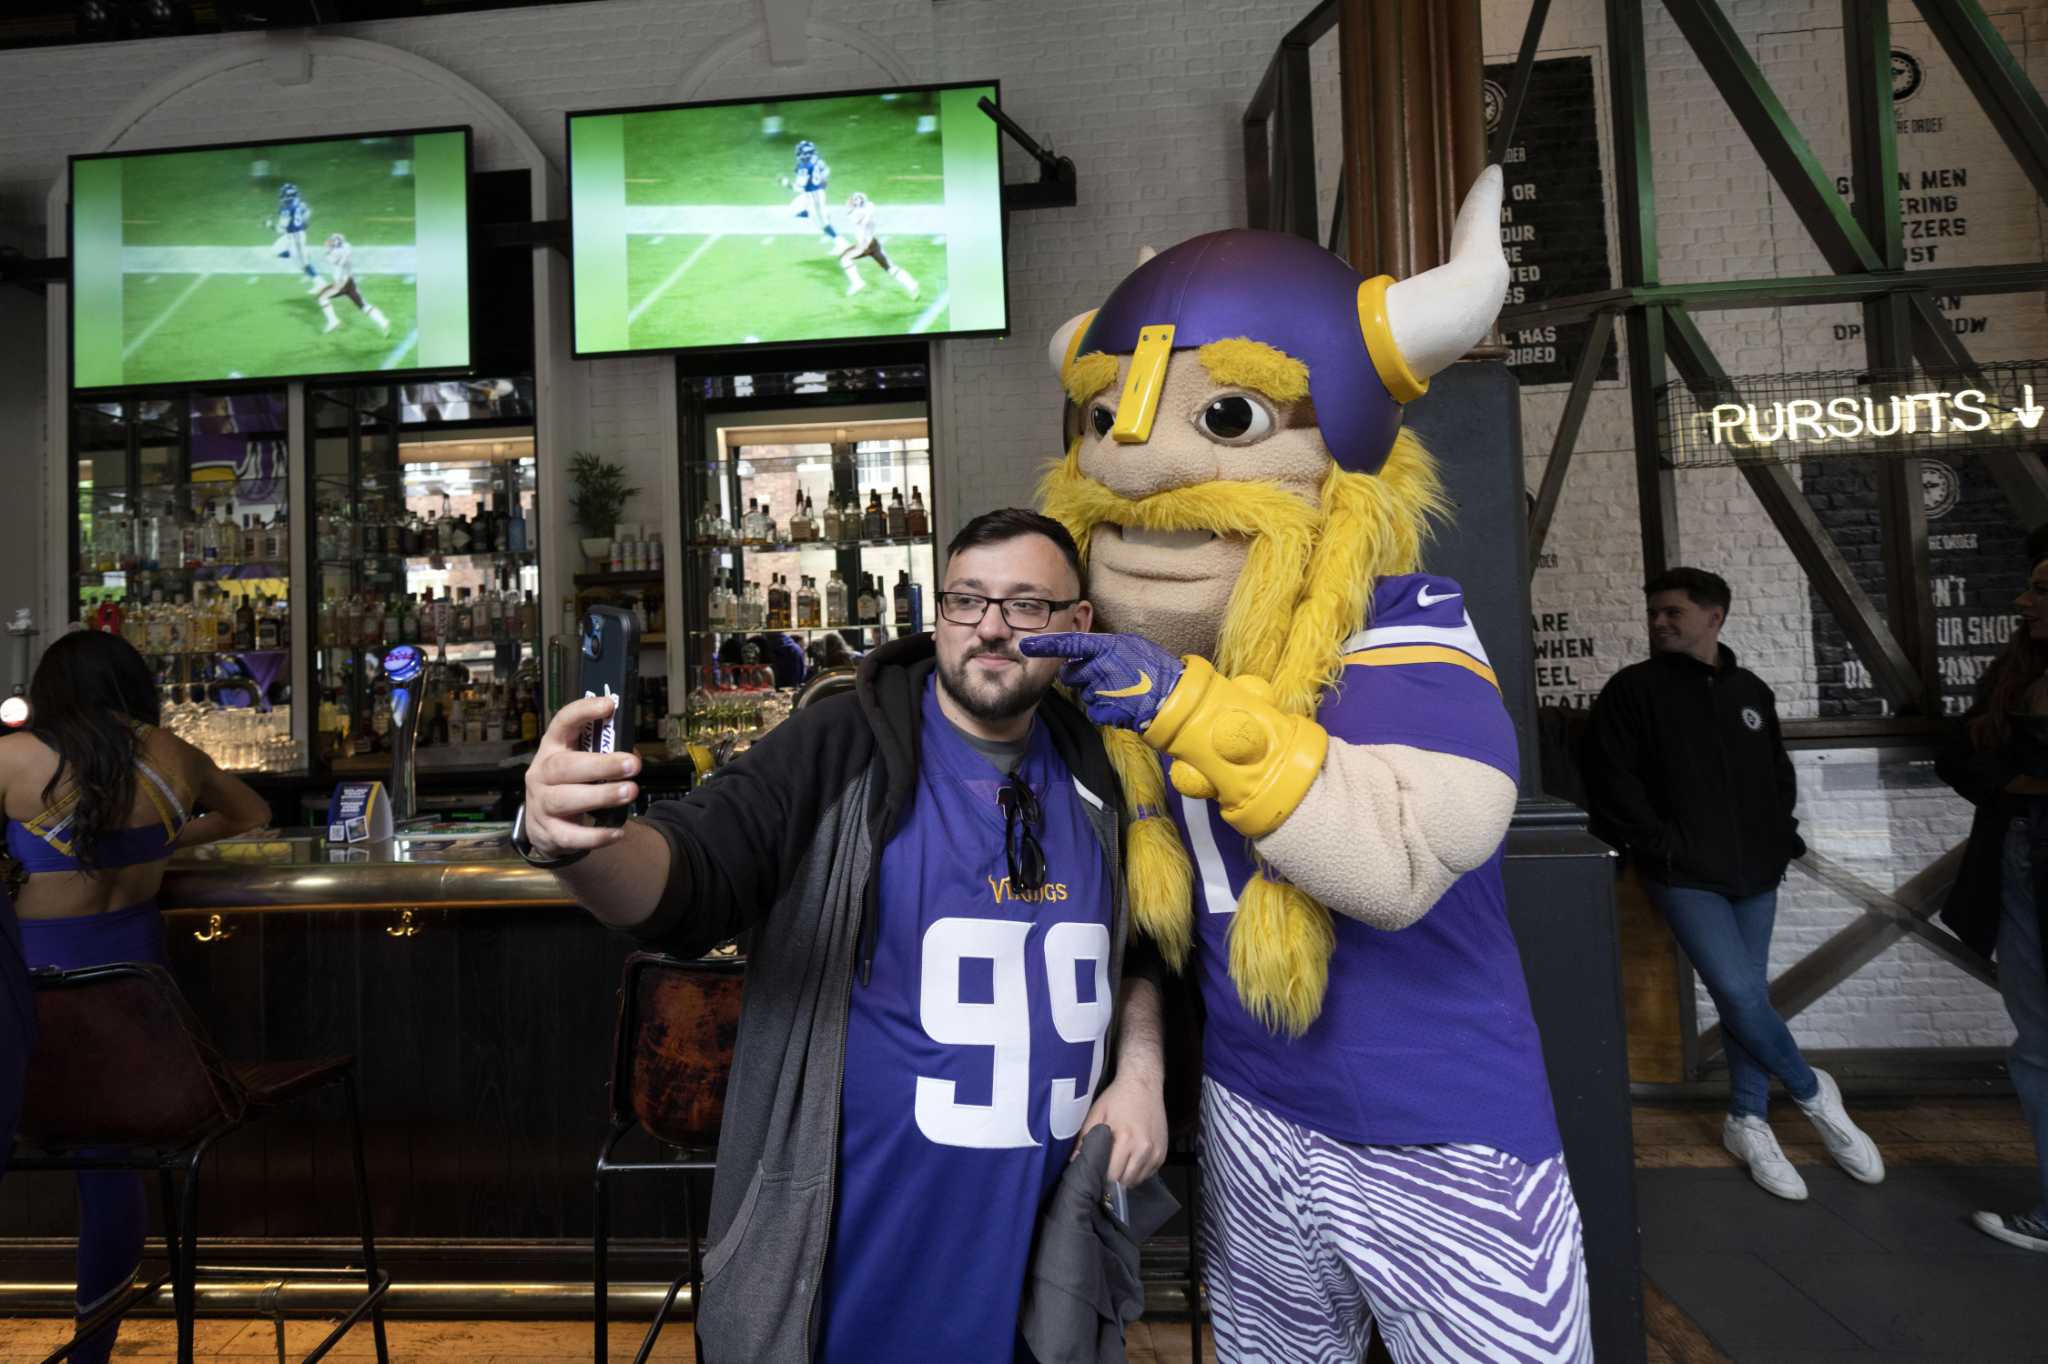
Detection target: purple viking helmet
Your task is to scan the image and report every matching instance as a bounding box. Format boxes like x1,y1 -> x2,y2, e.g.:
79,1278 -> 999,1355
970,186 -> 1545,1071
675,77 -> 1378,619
1052,168 -> 1510,477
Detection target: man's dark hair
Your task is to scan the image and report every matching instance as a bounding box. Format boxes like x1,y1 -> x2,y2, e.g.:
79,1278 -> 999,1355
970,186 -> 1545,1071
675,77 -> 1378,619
945,508 -> 1087,597
1644,567 -> 1732,615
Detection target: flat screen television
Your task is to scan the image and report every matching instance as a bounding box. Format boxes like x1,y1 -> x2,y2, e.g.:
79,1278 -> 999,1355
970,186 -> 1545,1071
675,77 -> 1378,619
70,126 -> 473,393
568,82 -> 1007,357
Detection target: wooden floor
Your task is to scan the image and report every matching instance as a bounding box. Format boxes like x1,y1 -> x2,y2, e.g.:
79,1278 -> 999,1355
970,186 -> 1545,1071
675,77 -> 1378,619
0,1316 -> 1212,1362
0,1097 -> 2030,1363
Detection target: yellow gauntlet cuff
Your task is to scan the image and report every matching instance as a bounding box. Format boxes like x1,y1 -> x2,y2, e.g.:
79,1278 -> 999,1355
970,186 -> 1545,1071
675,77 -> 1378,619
1142,656 -> 1328,838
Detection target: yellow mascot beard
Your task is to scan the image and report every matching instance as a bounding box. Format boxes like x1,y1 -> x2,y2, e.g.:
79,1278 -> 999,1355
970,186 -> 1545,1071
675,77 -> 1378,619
1039,430 -> 1447,1035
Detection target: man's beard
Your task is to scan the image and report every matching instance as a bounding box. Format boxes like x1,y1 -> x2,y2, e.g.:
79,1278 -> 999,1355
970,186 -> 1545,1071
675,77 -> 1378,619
938,641 -> 1049,724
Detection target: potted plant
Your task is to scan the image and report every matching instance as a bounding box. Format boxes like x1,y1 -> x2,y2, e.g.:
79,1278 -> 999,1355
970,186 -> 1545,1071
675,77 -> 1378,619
568,452 -> 639,566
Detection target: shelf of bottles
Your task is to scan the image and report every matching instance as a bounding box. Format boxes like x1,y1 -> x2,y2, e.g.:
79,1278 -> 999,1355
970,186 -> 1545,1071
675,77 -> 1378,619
308,382 -> 543,766
71,391 -> 302,773
681,433 -> 937,743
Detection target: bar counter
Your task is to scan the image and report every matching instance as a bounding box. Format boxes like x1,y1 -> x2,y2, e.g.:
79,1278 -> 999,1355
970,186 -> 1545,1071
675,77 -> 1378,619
159,826 -> 570,915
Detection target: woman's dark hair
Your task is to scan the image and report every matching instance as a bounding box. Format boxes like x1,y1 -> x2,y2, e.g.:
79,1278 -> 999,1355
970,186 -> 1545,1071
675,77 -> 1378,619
27,629 -> 161,872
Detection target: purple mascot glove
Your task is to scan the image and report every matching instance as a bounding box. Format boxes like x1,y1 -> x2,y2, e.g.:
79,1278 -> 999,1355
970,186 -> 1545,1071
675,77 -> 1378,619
1018,632 -> 1183,732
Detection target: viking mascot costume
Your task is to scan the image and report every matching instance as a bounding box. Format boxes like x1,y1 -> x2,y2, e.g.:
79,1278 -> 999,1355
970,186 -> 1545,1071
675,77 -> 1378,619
1020,169 -> 1592,1362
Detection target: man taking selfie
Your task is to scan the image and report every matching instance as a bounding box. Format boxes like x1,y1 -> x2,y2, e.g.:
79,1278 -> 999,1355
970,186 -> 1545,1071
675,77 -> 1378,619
516,508 -> 1168,1364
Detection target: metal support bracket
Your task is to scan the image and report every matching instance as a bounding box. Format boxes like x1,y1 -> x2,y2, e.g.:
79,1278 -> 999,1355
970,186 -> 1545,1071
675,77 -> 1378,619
978,98 -> 1078,213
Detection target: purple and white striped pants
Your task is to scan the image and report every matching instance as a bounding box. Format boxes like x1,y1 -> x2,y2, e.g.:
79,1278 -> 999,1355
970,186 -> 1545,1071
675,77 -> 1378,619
1198,1078 -> 1592,1364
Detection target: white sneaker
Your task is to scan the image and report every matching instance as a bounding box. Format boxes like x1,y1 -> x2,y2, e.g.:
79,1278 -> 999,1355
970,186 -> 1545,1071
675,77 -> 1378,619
1723,1114 -> 1808,1201
1795,1069 -> 1885,1184
1972,1210 -> 2048,1252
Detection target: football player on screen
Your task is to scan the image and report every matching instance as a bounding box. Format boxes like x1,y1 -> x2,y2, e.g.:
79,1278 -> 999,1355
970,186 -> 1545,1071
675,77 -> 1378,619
267,183 -> 322,293
835,191 -> 919,299
775,139 -> 840,250
314,233 -> 391,337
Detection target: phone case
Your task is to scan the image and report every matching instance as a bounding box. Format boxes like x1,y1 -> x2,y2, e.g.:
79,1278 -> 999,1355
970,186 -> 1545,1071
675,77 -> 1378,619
577,605 -> 641,827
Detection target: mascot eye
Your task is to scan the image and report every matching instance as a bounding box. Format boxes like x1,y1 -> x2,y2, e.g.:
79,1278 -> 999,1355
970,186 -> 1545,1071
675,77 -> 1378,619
1196,395 -> 1274,443
1090,405 -> 1115,438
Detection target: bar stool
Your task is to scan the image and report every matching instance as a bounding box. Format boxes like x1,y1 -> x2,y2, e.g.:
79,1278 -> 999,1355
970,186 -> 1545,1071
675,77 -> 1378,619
592,951 -> 743,1364
10,962 -> 389,1364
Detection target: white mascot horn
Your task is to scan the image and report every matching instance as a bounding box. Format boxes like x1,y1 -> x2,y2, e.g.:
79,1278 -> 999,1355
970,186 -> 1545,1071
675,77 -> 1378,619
1383,165 -> 1510,383
1045,246 -> 1154,377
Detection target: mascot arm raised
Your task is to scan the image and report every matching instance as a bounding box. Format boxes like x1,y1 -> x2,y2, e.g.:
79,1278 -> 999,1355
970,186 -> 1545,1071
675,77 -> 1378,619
1025,630 -> 1514,930
1254,739 -> 1515,931
1022,635 -> 1324,838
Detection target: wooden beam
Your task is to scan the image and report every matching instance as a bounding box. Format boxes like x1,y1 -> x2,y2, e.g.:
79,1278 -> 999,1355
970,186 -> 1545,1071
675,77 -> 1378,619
1698,845 -> 1981,1061
1663,307 -> 1929,712
1662,0 -> 1883,272
1528,309 -> 1616,572
1912,0 -> 2048,206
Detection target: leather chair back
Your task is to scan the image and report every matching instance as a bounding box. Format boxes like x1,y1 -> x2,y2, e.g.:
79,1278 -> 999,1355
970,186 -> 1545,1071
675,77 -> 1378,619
609,952 -> 744,1150
20,963 -> 244,1149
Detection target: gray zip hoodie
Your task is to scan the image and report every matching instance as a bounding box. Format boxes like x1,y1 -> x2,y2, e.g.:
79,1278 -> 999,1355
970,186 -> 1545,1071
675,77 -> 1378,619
631,635 -> 1150,1362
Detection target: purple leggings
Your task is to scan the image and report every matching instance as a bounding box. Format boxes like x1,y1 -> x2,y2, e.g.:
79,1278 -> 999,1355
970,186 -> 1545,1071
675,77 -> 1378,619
19,900 -> 168,1364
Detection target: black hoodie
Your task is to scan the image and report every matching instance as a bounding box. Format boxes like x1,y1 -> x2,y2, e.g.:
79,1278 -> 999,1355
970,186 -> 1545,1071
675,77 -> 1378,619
629,634 -> 1154,1363
1580,644 -> 1805,897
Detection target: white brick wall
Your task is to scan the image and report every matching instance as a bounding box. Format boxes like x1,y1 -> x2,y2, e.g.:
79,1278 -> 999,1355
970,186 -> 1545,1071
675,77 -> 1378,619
0,0 -> 2037,1050
1480,0 -> 2048,1051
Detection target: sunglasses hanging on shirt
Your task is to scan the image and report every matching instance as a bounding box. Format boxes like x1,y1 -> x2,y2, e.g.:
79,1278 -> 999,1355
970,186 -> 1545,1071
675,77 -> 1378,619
997,770 -> 1046,896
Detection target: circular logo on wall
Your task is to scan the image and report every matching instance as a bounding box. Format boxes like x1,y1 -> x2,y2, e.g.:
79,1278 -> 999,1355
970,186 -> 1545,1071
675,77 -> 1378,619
1892,49 -> 1924,104
1741,706 -> 1764,732
1921,459 -> 1960,520
1482,78 -> 1507,133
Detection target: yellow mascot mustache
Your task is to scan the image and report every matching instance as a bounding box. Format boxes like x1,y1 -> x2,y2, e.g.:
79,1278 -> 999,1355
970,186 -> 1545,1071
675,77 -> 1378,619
1039,431 -> 1446,1036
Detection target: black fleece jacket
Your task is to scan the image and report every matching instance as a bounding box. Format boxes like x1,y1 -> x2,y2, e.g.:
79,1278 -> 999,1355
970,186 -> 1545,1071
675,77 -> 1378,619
1581,644 -> 1805,897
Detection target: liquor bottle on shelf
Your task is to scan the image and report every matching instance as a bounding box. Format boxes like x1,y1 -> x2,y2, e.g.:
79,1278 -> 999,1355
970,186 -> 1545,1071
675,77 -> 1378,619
520,687 -> 540,742
764,574 -> 785,629
435,588 -> 453,646
437,494 -> 457,554
887,489 -> 909,538
382,594 -> 401,645
521,589 -> 538,639
181,512 -> 205,571
255,594 -> 280,650
455,588 -> 475,641
742,497 -> 762,543
238,513 -> 260,566
264,508 -> 285,564
856,575 -> 877,626
507,495 -> 529,553
234,591 -> 257,651
836,494 -> 858,544
907,487 -> 929,537
748,579 -> 768,629
198,503 -> 221,565
707,577 -> 728,627
453,509 -> 474,555
893,570 -> 911,626
214,591 -> 235,652
759,502 -> 777,545
863,490 -> 886,539
824,570 -> 848,626
797,575 -> 820,628
476,496 -> 496,554
820,495 -> 842,542
217,503 -> 239,565
790,497 -> 814,543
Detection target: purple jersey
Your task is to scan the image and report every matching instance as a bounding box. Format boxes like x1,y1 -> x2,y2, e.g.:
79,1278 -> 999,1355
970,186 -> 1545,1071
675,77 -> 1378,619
818,677 -> 1116,1362
1168,573 -> 1561,1164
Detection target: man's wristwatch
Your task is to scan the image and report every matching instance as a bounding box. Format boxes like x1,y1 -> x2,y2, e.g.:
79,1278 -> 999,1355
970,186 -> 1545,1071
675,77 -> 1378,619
511,803 -> 591,870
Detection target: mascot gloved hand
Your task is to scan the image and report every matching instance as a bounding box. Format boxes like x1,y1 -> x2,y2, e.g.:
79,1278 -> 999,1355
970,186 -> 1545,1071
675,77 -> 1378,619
1022,632 -> 1325,839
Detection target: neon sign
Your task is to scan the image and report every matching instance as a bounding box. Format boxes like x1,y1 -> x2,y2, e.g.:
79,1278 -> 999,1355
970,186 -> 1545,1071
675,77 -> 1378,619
1661,364 -> 2048,467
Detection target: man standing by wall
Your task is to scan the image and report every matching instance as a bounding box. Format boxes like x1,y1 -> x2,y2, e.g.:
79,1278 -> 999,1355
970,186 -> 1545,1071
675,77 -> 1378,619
1582,568 -> 1885,1202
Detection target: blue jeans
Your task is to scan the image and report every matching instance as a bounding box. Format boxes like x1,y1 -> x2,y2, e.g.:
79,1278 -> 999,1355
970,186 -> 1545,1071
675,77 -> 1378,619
1645,882 -> 1819,1118
1998,823 -> 2048,1219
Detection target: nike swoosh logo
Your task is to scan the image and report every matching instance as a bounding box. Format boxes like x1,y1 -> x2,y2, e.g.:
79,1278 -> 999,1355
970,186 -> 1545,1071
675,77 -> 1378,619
1099,672 -> 1152,698
1417,586 -> 1461,607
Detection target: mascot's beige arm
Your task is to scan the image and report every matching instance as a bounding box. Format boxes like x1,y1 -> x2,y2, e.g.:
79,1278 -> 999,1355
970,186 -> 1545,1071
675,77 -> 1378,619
1254,741 -> 1516,932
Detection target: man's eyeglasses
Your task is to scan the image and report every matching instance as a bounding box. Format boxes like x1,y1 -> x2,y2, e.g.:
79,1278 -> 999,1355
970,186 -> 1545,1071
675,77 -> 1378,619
938,592 -> 1079,631
997,771 -> 1046,895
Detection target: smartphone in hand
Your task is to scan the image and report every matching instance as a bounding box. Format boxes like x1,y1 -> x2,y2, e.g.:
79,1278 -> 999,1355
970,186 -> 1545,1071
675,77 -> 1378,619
577,606 -> 641,827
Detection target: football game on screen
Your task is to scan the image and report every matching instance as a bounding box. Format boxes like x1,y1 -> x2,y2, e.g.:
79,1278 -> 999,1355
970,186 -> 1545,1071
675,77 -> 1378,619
570,85 -> 1006,354
71,129 -> 472,391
